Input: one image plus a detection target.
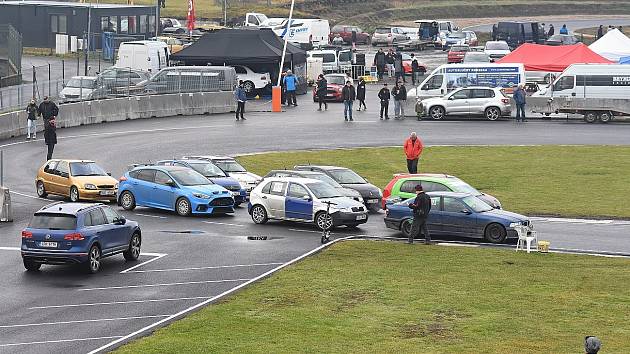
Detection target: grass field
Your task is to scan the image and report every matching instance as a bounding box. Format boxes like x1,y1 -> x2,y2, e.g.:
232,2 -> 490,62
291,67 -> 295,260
237,146 -> 630,218
116,241 -> 630,353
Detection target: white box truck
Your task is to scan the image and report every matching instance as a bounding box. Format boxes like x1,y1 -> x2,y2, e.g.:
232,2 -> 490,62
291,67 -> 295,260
115,40 -> 170,74
273,19 -> 330,49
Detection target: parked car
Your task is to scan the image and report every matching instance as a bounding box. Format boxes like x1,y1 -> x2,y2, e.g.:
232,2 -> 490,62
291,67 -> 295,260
118,165 -> 234,216
463,51 -> 491,63
183,155 -> 262,194
152,36 -> 186,53
401,52 -> 427,76
59,76 -> 97,102
21,202 -> 141,273
248,177 -> 368,229
232,65 -> 271,95
293,165 -> 382,212
263,170 -> 364,203
140,66 -> 238,94
329,25 -> 370,44
384,192 -> 531,243
447,44 -> 471,64
495,21 -> 545,49
93,67 -> 151,98
156,159 -> 247,206
545,34 -> 579,46
444,31 -> 478,48
161,18 -> 183,29
36,160 -> 118,202
381,173 -> 501,210
484,41 -> 511,59
312,73 -> 346,102
417,87 -> 511,121
371,27 -> 408,46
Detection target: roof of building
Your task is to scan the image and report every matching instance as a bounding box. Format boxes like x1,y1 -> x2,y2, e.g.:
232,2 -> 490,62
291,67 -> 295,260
1,1 -> 154,9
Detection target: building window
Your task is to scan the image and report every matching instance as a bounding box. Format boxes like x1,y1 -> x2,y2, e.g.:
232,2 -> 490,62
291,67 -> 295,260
50,14 -> 67,34
148,15 -> 156,34
120,16 -> 129,34
139,15 -> 147,33
129,16 -> 137,34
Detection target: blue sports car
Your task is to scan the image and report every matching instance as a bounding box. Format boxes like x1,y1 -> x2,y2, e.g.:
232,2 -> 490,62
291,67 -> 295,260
384,192 -> 531,243
118,165 -> 234,216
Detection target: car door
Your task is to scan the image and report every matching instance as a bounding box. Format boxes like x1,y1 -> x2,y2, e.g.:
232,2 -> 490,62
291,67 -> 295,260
426,196 -> 444,235
53,161 -> 71,196
265,181 -> 287,218
41,160 -> 59,194
441,196 -> 476,237
285,183 -> 313,220
152,171 -> 178,210
85,208 -> 114,252
133,169 -> 156,207
468,89 -> 493,114
446,89 -> 471,115
101,206 -> 129,249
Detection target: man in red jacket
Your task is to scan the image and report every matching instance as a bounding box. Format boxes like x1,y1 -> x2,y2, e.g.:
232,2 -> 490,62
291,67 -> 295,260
403,132 -> 424,173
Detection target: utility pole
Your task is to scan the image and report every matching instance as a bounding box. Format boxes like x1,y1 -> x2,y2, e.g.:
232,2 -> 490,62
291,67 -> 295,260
223,0 -> 227,27
84,2 -> 92,76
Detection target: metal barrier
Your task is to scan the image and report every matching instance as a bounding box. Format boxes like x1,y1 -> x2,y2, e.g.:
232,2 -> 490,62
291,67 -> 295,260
322,65 -> 367,79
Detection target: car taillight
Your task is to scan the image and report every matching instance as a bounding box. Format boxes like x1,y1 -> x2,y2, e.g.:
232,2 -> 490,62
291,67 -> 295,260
385,209 -> 390,216
261,76 -> 267,80
119,176 -> 127,182
64,233 -> 84,241
22,231 -> 33,239
501,98 -> 510,104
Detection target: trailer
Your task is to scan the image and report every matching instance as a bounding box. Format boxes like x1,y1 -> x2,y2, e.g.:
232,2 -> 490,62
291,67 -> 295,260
395,39 -> 433,51
528,96 -> 630,123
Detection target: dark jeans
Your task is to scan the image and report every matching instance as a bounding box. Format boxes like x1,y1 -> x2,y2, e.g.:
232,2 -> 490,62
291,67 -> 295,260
380,100 -> 389,118
358,99 -> 366,110
287,91 -> 297,106
236,101 -> 245,119
318,94 -> 327,109
377,65 -> 385,80
516,103 -> 526,121
46,144 -> 55,161
410,215 -> 430,243
344,100 -> 353,120
395,71 -> 405,83
407,158 -> 418,174
411,71 -> 419,85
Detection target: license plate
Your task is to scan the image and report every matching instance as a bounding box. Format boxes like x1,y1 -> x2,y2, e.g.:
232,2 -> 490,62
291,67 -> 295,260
231,191 -> 240,196
100,190 -> 115,196
39,242 -> 57,248
356,214 -> 367,221
367,199 -> 378,204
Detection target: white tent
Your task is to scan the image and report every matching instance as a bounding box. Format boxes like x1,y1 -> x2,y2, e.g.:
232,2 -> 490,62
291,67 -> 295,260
589,28 -> 630,62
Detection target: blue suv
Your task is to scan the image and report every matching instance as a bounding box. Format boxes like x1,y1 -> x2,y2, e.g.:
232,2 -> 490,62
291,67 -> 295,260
21,202 -> 141,273
118,165 -> 234,216
155,159 -> 247,206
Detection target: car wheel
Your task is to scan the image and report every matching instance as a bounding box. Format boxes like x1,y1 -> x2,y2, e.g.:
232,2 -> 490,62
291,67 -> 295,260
315,211 -> 334,231
401,219 -> 413,238
36,181 -> 48,198
84,244 -> 101,274
484,223 -> 507,244
120,191 -> 136,211
23,258 -> 41,271
251,204 -> 268,224
123,233 -> 141,261
485,106 -> 501,121
584,112 -> 597,123
243,81 -> 255,95
176,197 -> 192,217
598,111 -> 612,123
429,106 -> 445,120
69,186 -> 80,202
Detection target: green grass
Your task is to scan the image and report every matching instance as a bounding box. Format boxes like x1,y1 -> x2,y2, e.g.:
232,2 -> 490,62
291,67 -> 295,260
236,146 -> 630,218
116,241 -> 630,353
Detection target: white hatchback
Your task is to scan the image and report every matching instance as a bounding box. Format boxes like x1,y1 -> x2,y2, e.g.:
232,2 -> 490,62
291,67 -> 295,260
233,65 -> 271,95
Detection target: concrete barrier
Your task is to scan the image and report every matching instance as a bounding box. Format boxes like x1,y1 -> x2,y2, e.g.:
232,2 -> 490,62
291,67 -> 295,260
0,91 -> 236,140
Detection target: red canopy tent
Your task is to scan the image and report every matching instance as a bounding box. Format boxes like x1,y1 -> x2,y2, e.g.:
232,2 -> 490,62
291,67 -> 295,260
497,43 -> 613,72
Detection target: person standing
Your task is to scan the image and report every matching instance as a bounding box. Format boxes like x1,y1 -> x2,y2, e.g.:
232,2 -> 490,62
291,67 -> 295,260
356,77 -> 366,111
408,184 -> 432,244
351,29 -> 357,51
597,25 -> 604,39
393,81 -> 407,119
316,74 -> 328,111
403,132 -> 423,173
345,72 -> 354,85
548,24 -> 555,37
25,99 -> 38,140
280,71 -> 287,105
44,117 -> 57,161
374,49 -> 387,81
619,25 -> 624,34
342,81 -> 356,121
283,70 -> 299,106
411,53 -> 420,86
234,80 -> 247,121
559,24 -> 568,35
394,51 -> 405,83
378,83 -> 391,120
513,84 -> 527,122
491,24 -> 498,41
386,49 -> 395,78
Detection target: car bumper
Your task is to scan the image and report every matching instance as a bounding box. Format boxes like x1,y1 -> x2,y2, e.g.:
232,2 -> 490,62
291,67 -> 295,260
332,211 -> 368,226
22,249 -> 89,264
384,216 -> 401,230
364,198 -> 382,208
192,197 -> 235,214
79,189 -> 118,201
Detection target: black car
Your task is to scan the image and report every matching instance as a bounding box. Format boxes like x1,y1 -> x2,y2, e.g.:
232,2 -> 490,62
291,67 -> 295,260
545,34 -> 579,46
294,165 -> 382,212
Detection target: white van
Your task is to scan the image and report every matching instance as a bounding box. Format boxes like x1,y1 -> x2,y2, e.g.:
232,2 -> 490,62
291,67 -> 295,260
115,41 -> 170,74
244,12 -> 270,27
532,64 -> 630,99
307,49 -> 352,72
415,63 -> 525,99
273,19 -> 330,48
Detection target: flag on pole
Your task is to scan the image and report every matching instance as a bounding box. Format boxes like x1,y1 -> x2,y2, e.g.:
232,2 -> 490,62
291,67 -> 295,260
187,0 -> 195,33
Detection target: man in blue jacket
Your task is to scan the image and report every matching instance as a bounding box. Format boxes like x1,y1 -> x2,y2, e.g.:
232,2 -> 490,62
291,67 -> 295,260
234,80 -> 247,121
283,70 -> 299,106
513,84 -> 526,122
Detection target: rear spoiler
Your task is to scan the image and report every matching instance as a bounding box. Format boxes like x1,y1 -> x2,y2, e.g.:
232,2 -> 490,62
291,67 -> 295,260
127,163 -> 154,171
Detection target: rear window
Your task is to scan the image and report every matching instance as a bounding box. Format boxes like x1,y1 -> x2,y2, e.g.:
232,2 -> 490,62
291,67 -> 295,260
29,213 -> 77,230
451,45 -> 469,52
375,28 -> 391,34
485,42 -> 509,50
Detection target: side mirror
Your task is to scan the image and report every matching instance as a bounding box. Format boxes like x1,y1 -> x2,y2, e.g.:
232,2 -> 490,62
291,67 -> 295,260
301,195 -> 311,201
448,96 -> 455,100
460,209 -> 472,215
114,216 -> 127,225
166,180 -> 177,187
107,172 -> 112,176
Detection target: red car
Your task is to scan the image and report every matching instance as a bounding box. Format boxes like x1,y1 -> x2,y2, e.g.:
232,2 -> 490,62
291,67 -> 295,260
312,74 -> 346,102
329,25 -> 370,44
401,53 -> 427,76
447,44 -> 470,64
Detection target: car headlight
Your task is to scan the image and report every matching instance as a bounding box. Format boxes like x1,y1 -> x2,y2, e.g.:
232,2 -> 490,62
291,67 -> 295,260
377,188 -> 383,197
193,193 -> 211,199
509,222 -> 519,228
84,183 -> 97,190
114,183 -> 119,189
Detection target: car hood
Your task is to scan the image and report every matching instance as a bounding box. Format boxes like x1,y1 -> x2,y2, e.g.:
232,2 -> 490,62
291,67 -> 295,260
184,184 -> 230,195
227,171 -> 261,183
481,209 -> 527,223
419,97 -> 445,105
208,176 -> 241,189
61,87 -> 95,95
339,182 -> 381,198
485,49 -> 510,55
72,175 -> 118,185
339,187 -> 362,198
320,196 -> 365,209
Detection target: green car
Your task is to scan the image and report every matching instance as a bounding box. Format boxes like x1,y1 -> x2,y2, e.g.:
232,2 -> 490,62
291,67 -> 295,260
382,173 -> 501,209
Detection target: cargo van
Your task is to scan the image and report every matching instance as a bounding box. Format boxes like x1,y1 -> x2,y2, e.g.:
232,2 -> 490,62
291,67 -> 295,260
416,63 -> 525,99
307,48 -> 352,72
115,41 -> 170,73
273,19 -> 330,49
532,64 -> 630,99
140,66 -> 238,94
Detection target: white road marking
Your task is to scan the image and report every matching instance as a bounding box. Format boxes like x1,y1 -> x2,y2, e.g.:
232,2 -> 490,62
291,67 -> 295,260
0,315 -> 171,329
120,253 -> 168,274
287,228 -> 321,234
202,221 -> 245,227
530,216 -> 614,224
29,296 -> 213,310
78,278 -> 252,291
133,213 -> 168,219
0,336 -> 124,348
0,246 -> 20,251
124,262 -> 284,274
8,190 -> 48,201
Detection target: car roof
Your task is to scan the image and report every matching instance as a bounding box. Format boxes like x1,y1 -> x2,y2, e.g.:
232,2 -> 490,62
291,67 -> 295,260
133,165 -> 189,172
36,202 -> 101,215
453,86 -> 502,90
185,155 -> 233,161
426,191 -> 471,198
294,165 -> 347,171
268,169 -> 326,176
47,159 -> 95,163
325,74 -> 346,78
263,176 -> 322,184
393,173 -> 464,184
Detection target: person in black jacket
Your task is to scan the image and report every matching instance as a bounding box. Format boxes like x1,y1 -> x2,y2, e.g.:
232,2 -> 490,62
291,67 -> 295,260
386,49 -> 395,78
373,49 -> 387,81
378,83 -> 390,120
342,81 -> 356,121
38,96 -> 59,123
356,77 -> 366,111
25,99 -> 38,140
316,74 -> 328,111
410,53 -> 420,86
408,184 -> 432,244
44,118 -> 57,161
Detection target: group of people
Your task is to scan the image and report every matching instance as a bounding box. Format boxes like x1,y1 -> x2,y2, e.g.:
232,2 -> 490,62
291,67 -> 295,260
233,70 -> 301,120
597,24 -> 623,39
372,48 -> 422,84
24,96 -> 58,160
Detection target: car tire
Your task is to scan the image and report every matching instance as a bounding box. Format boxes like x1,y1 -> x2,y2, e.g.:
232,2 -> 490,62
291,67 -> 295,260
401,219 -> 413,238
84,244 -> 101,274
484,223 -> 507,244
251,204 -> 268,224
120,191 -> 136,211
176,197 -> 192,217
69,186 -> 80,202
315,211 -> 334,231
598,111 -> 613,123
429,106 -> 445,120
36,181 -> 48,198
584,112 -> 597,123
243,81 -> 255,95
485,106 -> 501,121
23,258 -> 41,272
123,233 -> 141,261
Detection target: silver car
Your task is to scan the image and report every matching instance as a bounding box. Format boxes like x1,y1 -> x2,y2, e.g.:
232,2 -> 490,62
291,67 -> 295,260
371,27 -> 408,46
416,87 -> 511,121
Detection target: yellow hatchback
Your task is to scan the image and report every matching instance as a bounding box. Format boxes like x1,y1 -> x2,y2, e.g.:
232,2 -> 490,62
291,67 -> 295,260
35,159 -> 118,202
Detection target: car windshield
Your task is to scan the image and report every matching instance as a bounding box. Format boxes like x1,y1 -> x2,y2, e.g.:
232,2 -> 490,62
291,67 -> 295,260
303,173 -> 343,188
213,160 -> 247,173
188,162 -> 227,178
169,169 -> 211,186
375,28 -> 391,34
70,162 -> 108,176
450,45 -> 469,52
449,32 -> 466,38
465,53 -> 489,62
306,182 -> 344,199
326,75 -> 346,85
66,78 -> 96,88
328,169 -> 366,184
338,51 -> 351,62
463,196 -> 494,212
486,42 -> 509,50
29,213 -> 77,230
450,180 -> 481,195
313,53 -> 337,63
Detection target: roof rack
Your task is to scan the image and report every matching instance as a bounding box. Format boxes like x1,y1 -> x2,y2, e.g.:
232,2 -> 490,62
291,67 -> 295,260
39,201 -> 64,211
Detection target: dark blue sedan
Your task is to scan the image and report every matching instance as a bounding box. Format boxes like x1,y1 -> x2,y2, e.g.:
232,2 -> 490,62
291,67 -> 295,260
384,192 -> 532,243
21,202 -> 141,273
